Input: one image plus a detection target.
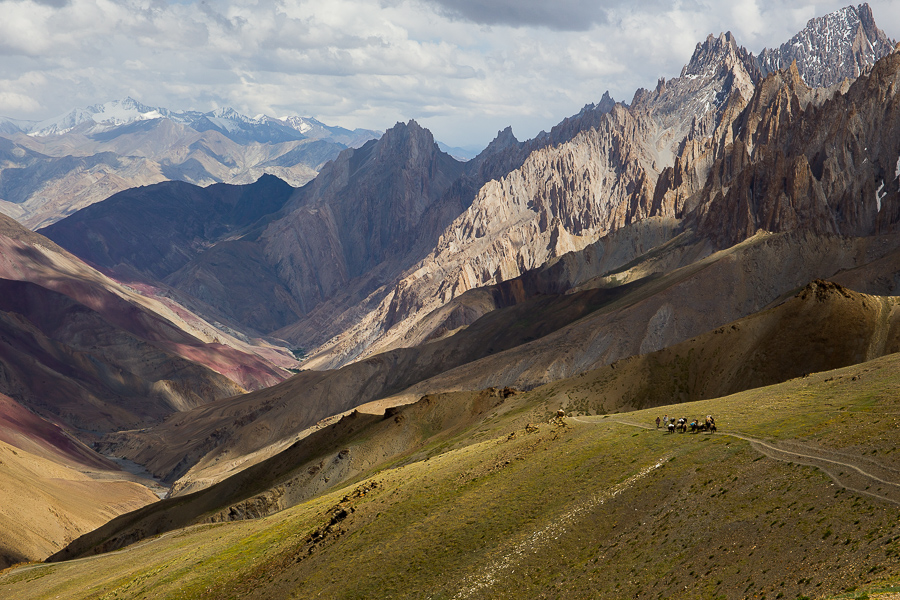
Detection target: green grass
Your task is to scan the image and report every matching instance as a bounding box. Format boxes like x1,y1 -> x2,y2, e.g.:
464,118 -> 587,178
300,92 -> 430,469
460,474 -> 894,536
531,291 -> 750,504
4,354 -> 900,599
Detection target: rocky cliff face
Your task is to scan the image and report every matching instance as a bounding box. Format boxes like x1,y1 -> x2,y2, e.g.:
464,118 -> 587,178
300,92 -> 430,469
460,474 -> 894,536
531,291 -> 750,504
298,29 -> 761,368
260,121 -> 467,316
690,48 -> 900,246
754,3 -> 895,88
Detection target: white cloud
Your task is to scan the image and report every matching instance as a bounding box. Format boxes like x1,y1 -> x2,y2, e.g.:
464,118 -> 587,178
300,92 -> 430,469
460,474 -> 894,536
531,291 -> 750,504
0,0 -> 895,146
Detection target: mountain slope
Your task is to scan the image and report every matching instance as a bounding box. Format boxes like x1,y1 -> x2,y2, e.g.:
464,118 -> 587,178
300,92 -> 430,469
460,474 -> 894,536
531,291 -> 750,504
0,278 -> 247,431
539,279 -> 900,413
99,222 -> 900,491
10,348 -> 900,599
0,205 -> 306,567
0,437 -> 158,569
38,174 -> 301,334
44,276 -> 900,560
0,212 -> 294,420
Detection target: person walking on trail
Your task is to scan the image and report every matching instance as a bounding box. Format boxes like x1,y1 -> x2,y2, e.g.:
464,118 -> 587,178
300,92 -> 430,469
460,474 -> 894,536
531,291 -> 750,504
663,414 -> 669,427
656,416 -> 661,429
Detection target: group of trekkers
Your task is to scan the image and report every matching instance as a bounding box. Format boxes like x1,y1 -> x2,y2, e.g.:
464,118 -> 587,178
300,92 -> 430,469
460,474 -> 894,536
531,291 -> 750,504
655,414 -> 716,433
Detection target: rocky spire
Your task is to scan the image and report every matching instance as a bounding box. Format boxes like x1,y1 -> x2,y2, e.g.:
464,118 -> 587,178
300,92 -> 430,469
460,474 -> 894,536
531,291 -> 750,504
754,3 -> 896,88
681,32 -> 755,80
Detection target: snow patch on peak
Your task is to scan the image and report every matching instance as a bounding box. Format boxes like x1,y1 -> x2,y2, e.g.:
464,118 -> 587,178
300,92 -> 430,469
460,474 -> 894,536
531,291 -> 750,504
280,115 -> 315,134
19,99 -> 380,146
209,107 -> 253,123
754,3 -> 895,88
138,110 -> 164,121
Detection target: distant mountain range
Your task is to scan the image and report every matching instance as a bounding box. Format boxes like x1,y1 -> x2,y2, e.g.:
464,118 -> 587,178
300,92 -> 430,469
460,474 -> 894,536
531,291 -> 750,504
39,4 -> 900,369
0,97 -> 380,147
0,100 -> 382,229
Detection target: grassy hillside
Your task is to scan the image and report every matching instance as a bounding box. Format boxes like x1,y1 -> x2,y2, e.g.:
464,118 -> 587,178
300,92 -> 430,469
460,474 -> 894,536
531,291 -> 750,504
536,279 -> 900,415
107,226 -> 900,493
51,279 -> 900,562
5,350 -> 900,599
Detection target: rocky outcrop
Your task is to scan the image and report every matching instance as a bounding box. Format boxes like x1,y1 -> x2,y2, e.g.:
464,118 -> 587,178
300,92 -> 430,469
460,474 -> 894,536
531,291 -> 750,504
754,3 -> 895,88
690,48 -> 900,246
298,29 -> 760,368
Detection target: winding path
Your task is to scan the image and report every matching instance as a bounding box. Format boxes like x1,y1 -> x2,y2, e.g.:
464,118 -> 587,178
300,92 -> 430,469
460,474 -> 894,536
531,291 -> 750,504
572,416 -> 900,506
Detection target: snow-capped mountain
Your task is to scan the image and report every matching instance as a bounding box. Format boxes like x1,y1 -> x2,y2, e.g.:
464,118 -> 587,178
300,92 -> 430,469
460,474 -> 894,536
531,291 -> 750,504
0,98 -> 380,148
755,3 -> 895,87
13,97 -> 175,137
0,99 -> 383,228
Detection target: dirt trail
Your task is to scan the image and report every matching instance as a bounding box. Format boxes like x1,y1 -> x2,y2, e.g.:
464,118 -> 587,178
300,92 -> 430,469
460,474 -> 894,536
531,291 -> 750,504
572,417 -> 900,506
451,454 -> 670,600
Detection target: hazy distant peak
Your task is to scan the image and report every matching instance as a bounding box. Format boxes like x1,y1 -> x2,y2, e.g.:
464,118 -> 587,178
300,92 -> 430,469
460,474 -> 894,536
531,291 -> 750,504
27,97 -> 171,136
373,119 -> 439,161
483,126 -> 519,152
11,99 -> 380,147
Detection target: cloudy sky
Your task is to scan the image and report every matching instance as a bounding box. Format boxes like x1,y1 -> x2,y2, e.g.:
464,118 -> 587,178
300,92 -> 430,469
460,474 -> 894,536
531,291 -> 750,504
1,0 -> 898,148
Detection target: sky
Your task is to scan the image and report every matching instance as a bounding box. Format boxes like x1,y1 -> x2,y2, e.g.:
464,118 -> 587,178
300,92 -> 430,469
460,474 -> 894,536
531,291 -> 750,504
0,0 -> 898,148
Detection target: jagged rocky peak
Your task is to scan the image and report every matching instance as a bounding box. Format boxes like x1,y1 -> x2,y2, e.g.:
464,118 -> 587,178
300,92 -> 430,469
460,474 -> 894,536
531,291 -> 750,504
755,3 -> 896,88
483,126 -> 520,154
629,29 -> 756,137
690,47 -> 900,247
630,29 -> 756,118
681,31 -> 755,80
579,90 -> 617,115
733,61 -> 816,158
371,119 -> 442,164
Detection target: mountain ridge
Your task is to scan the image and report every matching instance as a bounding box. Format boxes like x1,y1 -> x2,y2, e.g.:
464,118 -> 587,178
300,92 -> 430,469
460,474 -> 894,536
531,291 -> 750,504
0,101 -> 381,229
0,97 -> 381,147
